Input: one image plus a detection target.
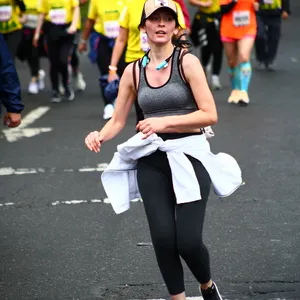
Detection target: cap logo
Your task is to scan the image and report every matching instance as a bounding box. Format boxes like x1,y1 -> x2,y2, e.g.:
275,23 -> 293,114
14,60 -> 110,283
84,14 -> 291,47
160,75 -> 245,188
155,0 -> 169,6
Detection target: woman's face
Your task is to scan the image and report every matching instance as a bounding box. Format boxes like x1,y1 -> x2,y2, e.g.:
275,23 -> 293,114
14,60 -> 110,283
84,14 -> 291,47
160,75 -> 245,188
143,8 -> 178,46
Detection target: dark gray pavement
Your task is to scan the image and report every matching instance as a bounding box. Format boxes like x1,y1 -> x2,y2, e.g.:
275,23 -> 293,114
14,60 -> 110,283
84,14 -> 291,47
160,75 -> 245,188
1,2 -> 300,300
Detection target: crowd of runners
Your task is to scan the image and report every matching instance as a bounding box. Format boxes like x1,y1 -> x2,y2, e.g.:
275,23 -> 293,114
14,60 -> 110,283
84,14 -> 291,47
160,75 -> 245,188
0,0 -> 291,118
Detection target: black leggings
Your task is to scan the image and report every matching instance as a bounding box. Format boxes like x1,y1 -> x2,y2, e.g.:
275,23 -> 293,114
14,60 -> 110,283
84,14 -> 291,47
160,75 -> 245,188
21,28 -> 40,77
137,134 -> 211,295
201,21 -> 223,76
3,29 -> 22,60
70,32 -> 80,70
97,37 -> 126,105
44,22 -> 75,92
46,30 -> 74,91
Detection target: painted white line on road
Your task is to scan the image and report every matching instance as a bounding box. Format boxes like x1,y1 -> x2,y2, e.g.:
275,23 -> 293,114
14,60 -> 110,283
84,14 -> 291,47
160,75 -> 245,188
17,107 -> 50,129
2,106 -> 52,142
0,198 -> 142,208
0,164 -> 108,176
0,202 -> 15,207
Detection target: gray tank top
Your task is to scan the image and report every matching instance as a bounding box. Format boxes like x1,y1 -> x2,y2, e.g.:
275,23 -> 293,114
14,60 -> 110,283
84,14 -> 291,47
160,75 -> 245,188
137,48 -> 198,118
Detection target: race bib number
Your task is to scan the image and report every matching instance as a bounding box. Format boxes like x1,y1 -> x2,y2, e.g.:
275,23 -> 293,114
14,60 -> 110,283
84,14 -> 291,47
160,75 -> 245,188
25,14 -> 38,28
49,8 -> 66,25
0,5 -> 12,22
263,0 -> 274,4
104,21 -> 119,39
140,32 -> 150,52
233,11 -> 250,27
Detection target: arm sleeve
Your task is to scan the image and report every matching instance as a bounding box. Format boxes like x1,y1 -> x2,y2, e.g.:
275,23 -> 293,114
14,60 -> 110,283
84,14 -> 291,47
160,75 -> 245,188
174,0 -> 191,29
87,0 -> 97,20
220,0 -> 237,14
119,5 -> 129,29
37,0 -> 48,14
0,35 -> 24,113
72,0 -> 80,7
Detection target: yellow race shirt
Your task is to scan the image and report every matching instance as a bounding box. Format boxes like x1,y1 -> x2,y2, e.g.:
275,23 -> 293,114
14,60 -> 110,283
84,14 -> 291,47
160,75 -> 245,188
119,0 -> 186,63
0,0 -> 22,34
38,0 -> 79,25
199,0 -> 220,14
87,0 -> 124,37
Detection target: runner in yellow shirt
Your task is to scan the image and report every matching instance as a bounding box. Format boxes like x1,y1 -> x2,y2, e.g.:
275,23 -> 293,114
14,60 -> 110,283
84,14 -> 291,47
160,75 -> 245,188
33,0 -> 80,103
107,0 -> 187,123
0,0 -> 26,59
17,0 -> 46,95
78,0 -> 126,120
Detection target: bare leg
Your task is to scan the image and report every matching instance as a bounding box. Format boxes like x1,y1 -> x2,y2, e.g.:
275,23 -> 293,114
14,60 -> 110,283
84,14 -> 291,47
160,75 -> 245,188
223,41 -> 240,103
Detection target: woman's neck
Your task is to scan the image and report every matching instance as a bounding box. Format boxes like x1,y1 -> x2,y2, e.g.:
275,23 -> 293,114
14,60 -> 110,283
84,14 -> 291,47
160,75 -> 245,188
148,43 -> 175,65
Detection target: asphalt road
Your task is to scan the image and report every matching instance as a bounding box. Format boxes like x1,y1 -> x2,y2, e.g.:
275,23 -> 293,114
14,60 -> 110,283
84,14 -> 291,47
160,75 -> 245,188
1,2 -> 300,300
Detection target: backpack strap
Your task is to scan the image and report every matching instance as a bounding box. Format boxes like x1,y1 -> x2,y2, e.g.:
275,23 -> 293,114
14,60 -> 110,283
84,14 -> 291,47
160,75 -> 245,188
132,59 -> 141,94
178,49 -> 191,84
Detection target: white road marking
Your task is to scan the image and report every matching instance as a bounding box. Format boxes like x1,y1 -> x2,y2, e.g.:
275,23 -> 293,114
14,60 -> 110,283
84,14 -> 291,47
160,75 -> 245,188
0,198 -> 142,208
2,106 -> 52,142
0,164 -> 108,176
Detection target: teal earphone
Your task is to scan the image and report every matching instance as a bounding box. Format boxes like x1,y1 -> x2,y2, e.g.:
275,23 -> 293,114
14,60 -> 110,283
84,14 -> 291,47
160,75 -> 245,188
141,50 -> 174,70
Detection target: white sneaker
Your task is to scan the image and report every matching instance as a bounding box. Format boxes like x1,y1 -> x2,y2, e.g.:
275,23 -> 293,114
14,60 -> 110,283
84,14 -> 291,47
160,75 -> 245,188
211,75 -> 222,90
38,69 -> 46,90
28,81 -> 39,94
103,104 -> 114,120
58,83 -> 65,95
74,72 -> 86,91
64,85 -> 75,101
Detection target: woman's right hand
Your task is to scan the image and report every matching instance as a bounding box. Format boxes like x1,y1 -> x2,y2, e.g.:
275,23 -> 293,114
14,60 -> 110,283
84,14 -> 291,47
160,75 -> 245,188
85,131 -> 102,153
32,33 -> 39,47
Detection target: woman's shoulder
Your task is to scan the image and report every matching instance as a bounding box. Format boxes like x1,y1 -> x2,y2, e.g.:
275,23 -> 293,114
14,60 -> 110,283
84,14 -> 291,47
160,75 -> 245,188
179,50 -> 200,68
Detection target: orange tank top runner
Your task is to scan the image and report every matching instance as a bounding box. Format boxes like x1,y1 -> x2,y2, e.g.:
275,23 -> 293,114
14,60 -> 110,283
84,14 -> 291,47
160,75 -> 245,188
220,0 -> 258,41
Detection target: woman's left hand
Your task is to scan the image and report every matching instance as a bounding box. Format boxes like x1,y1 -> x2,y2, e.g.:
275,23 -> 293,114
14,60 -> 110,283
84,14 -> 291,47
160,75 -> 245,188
136,117 -> 168,139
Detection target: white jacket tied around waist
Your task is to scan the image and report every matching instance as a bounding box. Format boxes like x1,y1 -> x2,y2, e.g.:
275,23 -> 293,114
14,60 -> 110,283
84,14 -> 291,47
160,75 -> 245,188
101,133 -> 243,214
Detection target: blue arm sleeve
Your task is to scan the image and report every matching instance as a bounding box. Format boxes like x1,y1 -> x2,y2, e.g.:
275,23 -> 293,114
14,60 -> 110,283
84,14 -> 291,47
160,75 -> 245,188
0,34 -> 24,113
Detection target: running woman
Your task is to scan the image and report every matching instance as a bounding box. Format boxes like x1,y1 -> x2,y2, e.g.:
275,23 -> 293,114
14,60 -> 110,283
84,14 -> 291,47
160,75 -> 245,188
84,1 -> 241,299
220,0 -> 258,106
78,0 -> 126,120
20,0 -> 46,95
33,0 -> 80,103
0,0 -> 26,59
189,0 -> 223,90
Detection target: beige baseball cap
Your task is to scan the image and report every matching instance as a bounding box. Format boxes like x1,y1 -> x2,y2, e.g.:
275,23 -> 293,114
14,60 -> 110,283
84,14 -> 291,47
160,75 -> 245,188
139,0 -> 179,28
